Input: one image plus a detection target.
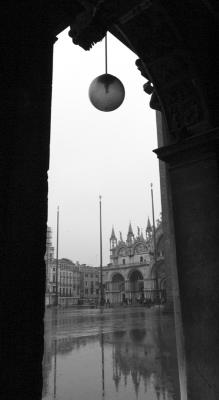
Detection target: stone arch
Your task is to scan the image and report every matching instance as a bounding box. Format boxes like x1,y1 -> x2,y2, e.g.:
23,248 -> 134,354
111,271 -> 125,282
111,272 -> 125,292
107,272 -> 126,305
128,269 -> 144,295
1,3 -> 219,400
68,2 -> 211,140
128,269 -> 144,281
114,8 -> 211,140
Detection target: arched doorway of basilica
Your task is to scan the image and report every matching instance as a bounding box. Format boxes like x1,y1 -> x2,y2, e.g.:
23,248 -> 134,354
129,270 -> 144,304
111,273 -> 125,304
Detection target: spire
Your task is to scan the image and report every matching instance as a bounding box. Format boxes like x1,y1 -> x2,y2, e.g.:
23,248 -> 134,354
127,222 -> 134,245
146,217 -> 152,242
146,217 -> 152,231
110,226 -> 117,240
110,226 -> 117,251
128,222 -> 133,236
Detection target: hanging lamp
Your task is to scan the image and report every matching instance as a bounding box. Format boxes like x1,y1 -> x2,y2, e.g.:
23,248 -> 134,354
88,33 -> 125,112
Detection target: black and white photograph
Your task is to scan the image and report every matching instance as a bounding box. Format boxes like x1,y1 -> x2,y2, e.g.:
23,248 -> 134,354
1,2 -> 218,400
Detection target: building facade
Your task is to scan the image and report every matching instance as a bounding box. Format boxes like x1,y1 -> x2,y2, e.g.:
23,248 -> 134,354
45,226 -> 55,306
103,220 -> 166,305
79,265 -> 100,304
47,258 -> 81,306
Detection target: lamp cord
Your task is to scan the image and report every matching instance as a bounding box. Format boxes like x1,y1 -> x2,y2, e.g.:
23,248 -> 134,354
105,33 -> 108,74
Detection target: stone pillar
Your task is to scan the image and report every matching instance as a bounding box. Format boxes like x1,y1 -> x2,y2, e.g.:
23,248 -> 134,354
0,16 -> 55,400
155,127 -> 219,400
125,279 -> 129,292
156,112 -> 176,311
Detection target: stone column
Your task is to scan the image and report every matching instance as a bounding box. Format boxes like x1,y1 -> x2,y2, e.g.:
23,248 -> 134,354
156,112 -> 176,311
125,279 -> 129,292
0,16 -> 55,400
155,127 -> 219,400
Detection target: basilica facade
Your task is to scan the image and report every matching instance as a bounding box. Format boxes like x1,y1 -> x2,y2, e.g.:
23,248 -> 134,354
103,219 -> 166,305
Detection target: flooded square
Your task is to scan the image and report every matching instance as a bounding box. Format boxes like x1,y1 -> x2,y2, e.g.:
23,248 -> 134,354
43,307 -> 180,400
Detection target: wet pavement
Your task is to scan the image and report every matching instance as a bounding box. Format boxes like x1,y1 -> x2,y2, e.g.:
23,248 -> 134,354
42,307 -> 180,400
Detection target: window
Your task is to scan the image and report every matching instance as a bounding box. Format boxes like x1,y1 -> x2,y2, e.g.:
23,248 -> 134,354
140,256 -> 143,263
123,259 -> 126,265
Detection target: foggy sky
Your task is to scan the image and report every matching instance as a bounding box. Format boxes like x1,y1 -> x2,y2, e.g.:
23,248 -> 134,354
48,30 -> 161,266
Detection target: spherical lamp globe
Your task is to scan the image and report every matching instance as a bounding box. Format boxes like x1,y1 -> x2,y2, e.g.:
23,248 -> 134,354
89,73 -> 125,112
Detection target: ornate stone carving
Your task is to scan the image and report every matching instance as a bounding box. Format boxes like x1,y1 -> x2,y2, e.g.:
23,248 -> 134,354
163,82 -> 203,134
68,0 -> 153,50
68,0 -> 118,50
133,7 -> 207,138
135,58 -> 161,111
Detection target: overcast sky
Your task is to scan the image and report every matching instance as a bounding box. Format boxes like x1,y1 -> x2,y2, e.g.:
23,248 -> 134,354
48,29 -> 161,266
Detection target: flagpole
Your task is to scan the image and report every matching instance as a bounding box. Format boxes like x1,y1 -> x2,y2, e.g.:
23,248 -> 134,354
99,195 -> 104,306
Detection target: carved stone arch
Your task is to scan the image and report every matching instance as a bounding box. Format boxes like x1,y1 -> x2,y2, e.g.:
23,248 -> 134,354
128,269 -> 144,294
110,272 -> 125,294
68,1 -> 212,141
110,3 -> 211,141
128,269 -> 144,282
110,271 -> 125,282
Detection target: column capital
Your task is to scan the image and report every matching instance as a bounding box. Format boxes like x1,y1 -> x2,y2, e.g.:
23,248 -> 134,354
153,128 -> 219,166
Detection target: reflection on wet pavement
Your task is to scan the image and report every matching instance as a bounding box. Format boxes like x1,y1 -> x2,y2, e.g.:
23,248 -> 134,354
42,307 -> 180,400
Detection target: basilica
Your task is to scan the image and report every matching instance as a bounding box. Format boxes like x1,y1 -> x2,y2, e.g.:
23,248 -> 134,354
103,218 -> 166,305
